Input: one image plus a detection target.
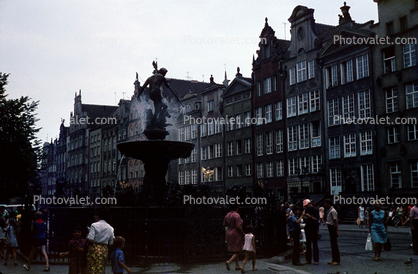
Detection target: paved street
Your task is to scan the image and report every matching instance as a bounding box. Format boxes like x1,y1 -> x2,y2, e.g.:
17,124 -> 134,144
1,224 -> 418,274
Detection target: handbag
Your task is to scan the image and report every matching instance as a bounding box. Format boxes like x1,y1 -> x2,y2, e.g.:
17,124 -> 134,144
383,238 -> 391,251
356,218 -> 361,225
2,237 -> 9,246
365,233 -> 373,251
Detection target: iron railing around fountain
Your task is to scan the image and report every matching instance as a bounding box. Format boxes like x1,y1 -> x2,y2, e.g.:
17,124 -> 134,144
31,206 -> 287,266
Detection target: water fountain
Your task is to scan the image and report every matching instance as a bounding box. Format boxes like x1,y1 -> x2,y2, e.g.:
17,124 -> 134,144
117,63 -> 194,205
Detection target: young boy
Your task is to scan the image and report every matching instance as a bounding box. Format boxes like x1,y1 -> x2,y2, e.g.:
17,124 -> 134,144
111,236 -> 131,274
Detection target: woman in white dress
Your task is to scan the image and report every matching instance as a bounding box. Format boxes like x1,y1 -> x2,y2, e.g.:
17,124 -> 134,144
358,204 -> 365,228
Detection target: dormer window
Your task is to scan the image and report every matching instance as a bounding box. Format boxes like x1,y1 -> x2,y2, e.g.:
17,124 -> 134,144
297,27 -> 304,40
263,43 -> 270,59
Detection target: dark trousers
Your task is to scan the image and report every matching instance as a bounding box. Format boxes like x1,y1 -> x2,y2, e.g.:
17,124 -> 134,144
328,225 -> 340,263
291,230 -> 301,264
305,226 -> 319,263
412,220 -> 418,254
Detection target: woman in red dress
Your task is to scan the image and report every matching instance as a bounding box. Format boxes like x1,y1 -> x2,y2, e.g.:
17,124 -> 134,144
223,204 -> 245,271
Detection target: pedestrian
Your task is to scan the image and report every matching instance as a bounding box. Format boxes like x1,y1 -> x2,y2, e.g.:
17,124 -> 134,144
300,223 -> 306,254
59,225 -> 86,274
364,207 -> 370,227
86,207 -> 115,274
289,206 -> 304,266
23,211 -> 49,271
409,202 -> 418,255
111,236 -> 131,274
4,217 -> 18,266
318,206 -> 325,225
240,225 -> 257,273
369,201 -> 387,261
0,217 -> 5,260
302,199 -> 319,265
358,203 -> 365,228
325,199 -> 340,266
224,204 -> 245,271
395,204 -> 403,227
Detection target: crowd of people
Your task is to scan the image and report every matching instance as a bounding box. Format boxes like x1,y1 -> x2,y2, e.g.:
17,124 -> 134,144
0,206 -> 132,274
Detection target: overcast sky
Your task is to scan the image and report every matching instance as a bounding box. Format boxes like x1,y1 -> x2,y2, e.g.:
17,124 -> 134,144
0,0 -> 378,142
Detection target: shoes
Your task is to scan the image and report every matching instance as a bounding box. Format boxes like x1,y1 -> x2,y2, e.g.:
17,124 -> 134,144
302,261 -> 311,265
14,262 -> 18,266
23,264 -> 30,271
43,266 -> 50,272
330,262 -> 340,266
314,262 -> 319,265
235,267 -> 242,270
292,262 -> 304,266
225,262 -> 230,271
241,268 -> 246,273
327,261 -> 333,264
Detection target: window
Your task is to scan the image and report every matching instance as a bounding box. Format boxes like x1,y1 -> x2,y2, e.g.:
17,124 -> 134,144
299,124 -> 309,149
287,126 -> 297,151
361,165 -> 374,191
406,82 -> 418,109
287,97 -> 297,117
387,126 -> 400,144
310,90 -> 320,112
326,65 -> 338,88
245,164 -> 252,176
358,90 -> 371,118
308,60 -> 315,79
236,114 -> 242,129
257,81 -> 262,97
266,131 -> 273,155
386,21 -> 394,35
263,43 -> 270,59
215,120 -> 222,134
200,124 -> 207,137
383,47 -> 396,73
330,168 -> 342,195
192,170 -> 197,184
264,77 -> 272,94
207,100 -> 214,112
227,142 -> 234,156
236,140 -> 242,155
275,101 -> 282,121
191,147 -> 197,162
289,67 -> 296,85
403,44 -> 416,68
208,121 -> 214,135
184,125 -> 191,140
298,93 -> 308,115
311,155 -> 322,173
386,87 -> 398,113
255,107 -> 263,125
236,165 -> 243,177
215,143 -> 223,158
328,98 -> 339,126
341,60 -> 353,84
227,166 -> 234,178
297,60 -> 307,82
288,158 -> 299,175
215,167 -> 223,181
275,130 -> 283,153
257,163 -> 263,178
272,75 -> 277,92
207,145 -> 214,159
342,94 -> 355,120
228,116 -> 234,131
185,170 -> 191,184
179,171 -> 184,185
356,54 -> 369,79
201,146 -> 207,160
266,162 -> 273,178
265,104 -> 272,123
344,134 -> 356,158
390,162 -> 401,188
408,124 -> 418,141
311,121 -> 321,147
245,138 -> 251,154
256,134 -> 263,156
360,131 -> 373,155
276,160 -> 284,177
412,161 -> 418,188
299,157 -> 310,174
244,112 -> 251,127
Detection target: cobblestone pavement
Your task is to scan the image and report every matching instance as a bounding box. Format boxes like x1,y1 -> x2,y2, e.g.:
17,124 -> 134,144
0,224 -> 416,274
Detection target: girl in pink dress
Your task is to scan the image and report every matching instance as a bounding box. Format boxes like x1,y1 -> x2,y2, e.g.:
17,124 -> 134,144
224,205 -> 245,271
240,225 -> 257,273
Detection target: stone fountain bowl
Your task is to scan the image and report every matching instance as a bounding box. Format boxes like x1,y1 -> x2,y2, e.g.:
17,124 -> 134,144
117,140 -> 194,161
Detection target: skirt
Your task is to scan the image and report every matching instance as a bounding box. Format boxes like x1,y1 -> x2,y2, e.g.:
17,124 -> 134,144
86,242 -> 108,274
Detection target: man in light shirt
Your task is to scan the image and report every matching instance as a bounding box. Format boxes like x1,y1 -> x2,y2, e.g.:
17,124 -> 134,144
325,199 -> 340,266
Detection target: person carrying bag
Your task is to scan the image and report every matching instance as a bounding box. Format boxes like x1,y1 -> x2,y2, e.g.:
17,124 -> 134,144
365,233 -> 373,251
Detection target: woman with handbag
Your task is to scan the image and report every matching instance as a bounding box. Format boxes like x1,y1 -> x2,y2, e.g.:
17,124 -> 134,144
369,202 -> 387,261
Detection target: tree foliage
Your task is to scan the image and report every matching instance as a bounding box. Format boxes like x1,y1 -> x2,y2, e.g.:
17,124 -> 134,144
0,73 -> 42,202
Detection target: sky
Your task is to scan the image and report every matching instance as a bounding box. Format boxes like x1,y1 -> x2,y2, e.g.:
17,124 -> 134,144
0,0 -> 378,143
